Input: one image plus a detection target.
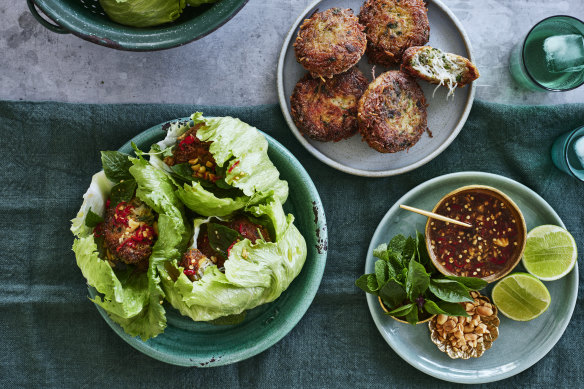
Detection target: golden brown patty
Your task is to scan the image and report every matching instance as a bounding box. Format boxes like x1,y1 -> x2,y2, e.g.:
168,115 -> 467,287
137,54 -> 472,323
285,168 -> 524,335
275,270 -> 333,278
358,70 -> 427,153
359,0 -> 430,66
290,67 -> 369,142
401,46 -> 480,87
294,8 -> 367,78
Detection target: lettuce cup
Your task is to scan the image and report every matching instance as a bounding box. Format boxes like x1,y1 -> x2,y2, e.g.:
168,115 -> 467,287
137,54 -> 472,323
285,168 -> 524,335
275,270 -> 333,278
148,113 -> 289,217
71,152 -> 188,340
159,196 -> 307,322
71,113 -> 308,340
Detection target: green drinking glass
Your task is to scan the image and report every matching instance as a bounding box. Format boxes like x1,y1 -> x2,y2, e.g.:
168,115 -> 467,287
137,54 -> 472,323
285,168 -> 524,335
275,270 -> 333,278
509,15 -> 584,91
551,125 -> 584,181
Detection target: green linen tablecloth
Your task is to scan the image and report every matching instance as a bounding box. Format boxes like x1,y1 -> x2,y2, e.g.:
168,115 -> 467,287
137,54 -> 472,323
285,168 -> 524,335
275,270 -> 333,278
1,100 -> 582,388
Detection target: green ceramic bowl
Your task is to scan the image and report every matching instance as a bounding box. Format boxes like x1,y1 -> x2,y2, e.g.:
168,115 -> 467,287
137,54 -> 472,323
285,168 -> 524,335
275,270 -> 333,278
88,117 -> 327,366
27,0 -> 248,51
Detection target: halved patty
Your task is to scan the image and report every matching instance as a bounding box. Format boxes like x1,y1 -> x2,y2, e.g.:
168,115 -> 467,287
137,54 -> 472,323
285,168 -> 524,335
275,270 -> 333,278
401,46 -> 480,88
290,67 -> 369,142
294,8 -> 367,78
357,70 -> 427,153
359,0 -> 429,66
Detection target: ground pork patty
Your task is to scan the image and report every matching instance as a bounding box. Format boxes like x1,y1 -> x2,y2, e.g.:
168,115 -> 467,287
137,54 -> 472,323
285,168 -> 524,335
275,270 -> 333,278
102,197 -> 157,266
290,67 -> 369,142
401,46 -> 480,87
294,8 -> 367,78
357,70 -> 427,153
179,248 -> 216,282
359,0 -> 429,67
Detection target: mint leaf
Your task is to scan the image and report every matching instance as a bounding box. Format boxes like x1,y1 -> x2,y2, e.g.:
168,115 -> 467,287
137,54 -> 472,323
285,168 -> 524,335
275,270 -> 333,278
406,260 -> 430,302
423,299 -> 449,315
402,236 -> 417,266
379,279 -> 406,310
85,208 -> 104,228
375,260 -> 389,288
207,223 -> 243,259
373,243 -> 389,261
355,274 -> 377,294
388,234 -> 406,255
387,303 -> 415,317
446,275 -> 488,290
416,231 -> 433,270
437,301 -> 470,317
101,151 -> 133,183
429,279 -> 473,303
405,305 -> 419,325
170,163 -> 196,183
109,179 -> 137,205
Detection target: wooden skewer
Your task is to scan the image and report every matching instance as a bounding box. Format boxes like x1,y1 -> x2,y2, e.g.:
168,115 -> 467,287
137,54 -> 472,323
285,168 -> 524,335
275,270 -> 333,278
399,205 -> 472,228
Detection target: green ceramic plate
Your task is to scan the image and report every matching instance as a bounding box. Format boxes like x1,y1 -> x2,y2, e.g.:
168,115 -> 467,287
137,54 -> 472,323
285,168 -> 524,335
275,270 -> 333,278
88,117 -> 327,366
29,0 -> 248,51
366,172 -> 577,383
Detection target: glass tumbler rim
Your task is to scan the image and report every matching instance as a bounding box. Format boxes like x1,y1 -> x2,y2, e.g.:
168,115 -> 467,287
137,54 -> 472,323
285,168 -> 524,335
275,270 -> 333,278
562,125 -> 584,179
522,15 -> 584,92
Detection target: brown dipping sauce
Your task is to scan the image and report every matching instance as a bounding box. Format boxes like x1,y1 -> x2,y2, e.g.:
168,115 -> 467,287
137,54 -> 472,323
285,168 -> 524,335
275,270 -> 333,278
426,186 -> 526,282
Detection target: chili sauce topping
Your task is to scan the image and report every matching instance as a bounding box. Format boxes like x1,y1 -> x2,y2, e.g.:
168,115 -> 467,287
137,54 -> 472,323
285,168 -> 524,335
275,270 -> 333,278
427,188 -> 524,279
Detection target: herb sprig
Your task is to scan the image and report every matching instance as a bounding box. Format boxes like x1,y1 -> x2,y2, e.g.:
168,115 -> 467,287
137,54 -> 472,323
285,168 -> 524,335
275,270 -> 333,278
356,232 -> 487,325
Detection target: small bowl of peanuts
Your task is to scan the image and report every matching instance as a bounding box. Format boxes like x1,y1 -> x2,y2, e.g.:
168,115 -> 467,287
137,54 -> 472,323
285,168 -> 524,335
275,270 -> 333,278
428,291 -> 500,359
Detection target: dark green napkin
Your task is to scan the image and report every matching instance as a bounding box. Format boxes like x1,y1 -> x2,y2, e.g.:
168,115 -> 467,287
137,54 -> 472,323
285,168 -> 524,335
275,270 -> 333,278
0,100 -> 582,388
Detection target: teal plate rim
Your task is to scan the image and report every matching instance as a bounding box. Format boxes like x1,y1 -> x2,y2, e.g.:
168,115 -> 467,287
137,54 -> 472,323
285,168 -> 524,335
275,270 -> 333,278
365,171 -> 578,384
87,117 -> 327,366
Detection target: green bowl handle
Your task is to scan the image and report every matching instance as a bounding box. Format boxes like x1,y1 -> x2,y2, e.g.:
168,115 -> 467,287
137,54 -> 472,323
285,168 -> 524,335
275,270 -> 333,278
27,0 -> 69,34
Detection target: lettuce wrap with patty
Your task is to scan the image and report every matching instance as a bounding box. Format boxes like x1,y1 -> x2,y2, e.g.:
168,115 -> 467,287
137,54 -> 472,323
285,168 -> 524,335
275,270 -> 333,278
148,113 -> 288,218
158,195 -> 307,321
71,152 -> 188,340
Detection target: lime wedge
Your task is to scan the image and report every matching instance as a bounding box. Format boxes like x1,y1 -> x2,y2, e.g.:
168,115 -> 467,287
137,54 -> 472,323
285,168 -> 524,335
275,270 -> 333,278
522,225 -> 577,281
492,273 -> 551,321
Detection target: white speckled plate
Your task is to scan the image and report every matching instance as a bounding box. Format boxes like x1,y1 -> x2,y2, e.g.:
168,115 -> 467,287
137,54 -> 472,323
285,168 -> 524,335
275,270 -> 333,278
366,172 -> 577,383
277,0 -> 476,177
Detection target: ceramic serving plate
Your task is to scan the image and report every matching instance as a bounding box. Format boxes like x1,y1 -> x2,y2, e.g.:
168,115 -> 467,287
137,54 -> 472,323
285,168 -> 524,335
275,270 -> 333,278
88,118 -> 328,367
277,0 -> 476,177
365,172 -> 577,383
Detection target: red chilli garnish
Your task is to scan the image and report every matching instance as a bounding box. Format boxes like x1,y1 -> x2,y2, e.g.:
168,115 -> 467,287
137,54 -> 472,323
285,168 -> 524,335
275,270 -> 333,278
228,160 -> 240,173
183,269 -> 197,276
178,135 -> 196,151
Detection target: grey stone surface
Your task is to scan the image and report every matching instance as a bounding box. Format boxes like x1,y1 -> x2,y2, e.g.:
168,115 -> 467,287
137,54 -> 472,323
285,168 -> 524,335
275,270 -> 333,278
1,0 -> 583,105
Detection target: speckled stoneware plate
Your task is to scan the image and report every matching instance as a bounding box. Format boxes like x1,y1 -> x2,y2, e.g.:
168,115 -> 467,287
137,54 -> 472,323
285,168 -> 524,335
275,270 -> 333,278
88,117 -> 327,366
277,0 -> 476,177
365,172 -> 577,383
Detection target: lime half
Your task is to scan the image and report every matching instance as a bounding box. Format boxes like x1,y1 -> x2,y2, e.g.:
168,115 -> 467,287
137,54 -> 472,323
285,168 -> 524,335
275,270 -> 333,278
492,273 -> 551,321
522,225 -> 577,281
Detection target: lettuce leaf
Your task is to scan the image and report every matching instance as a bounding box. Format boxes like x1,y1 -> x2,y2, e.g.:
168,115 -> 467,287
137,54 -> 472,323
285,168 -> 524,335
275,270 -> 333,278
149,113 -> 288,217
159,197 -> 306,321
191,113 -> 288,204
99,0 -> 186,28
71,155 -> 187,340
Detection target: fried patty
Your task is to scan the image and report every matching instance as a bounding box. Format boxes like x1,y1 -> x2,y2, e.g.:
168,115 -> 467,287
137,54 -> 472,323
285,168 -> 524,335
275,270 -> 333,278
179,248 -> 216,282
294,8 -> 367,78
290,67 -> 369,142
357,70 -> 427,153
401,46 -> 480,87
102,197 -> 157,266
359,0 -> 430,67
